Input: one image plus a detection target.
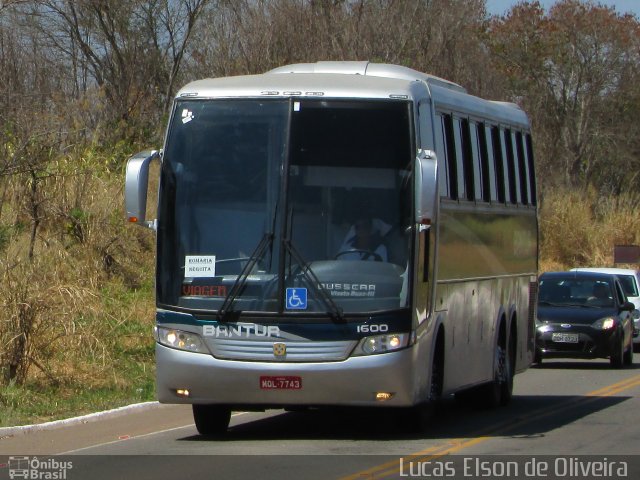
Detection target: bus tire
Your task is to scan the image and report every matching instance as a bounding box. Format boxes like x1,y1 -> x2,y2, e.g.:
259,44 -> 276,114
480,329 -> 513,408
192,404 -> 231,436
401,329 -> 445,433
429,328 -> 445,407
500,328 -> 516,406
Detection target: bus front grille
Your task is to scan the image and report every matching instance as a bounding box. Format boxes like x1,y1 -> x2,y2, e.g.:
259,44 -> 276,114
205,339 -> 357,362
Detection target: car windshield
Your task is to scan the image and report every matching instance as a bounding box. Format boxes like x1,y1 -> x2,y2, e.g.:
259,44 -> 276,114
539,278 -> 614,308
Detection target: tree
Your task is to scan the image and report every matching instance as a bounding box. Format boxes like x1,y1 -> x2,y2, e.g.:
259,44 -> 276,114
190,0 -> 491,93
30,0 -> 210,141
486,0 -> 640,193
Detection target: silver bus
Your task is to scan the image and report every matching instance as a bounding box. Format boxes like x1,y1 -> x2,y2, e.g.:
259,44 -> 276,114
125,62 -> 538,435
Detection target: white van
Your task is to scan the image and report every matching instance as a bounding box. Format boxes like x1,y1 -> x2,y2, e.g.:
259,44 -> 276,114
571,268 -> 640,349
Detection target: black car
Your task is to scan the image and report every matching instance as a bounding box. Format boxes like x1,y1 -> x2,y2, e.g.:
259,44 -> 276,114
536,271 -> 634,368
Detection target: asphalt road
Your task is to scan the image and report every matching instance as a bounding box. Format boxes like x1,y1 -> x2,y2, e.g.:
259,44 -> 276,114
2,358 -> 639,479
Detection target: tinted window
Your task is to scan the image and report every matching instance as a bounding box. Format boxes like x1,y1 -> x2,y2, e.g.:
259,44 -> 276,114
618,275 -> 639,296
477,122 -> 491,201
504,129 -> 518,204
460,118 -> 475,201
434,114 -> 449,197
443,114 -> 458,200
491,126 -> 506,203
539,277 -> 614,308
158,99 -> 413,314
515,132 -> 529,204
525,134 -> 537,206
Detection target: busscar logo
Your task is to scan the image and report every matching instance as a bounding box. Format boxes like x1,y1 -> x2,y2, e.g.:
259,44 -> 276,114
8,456 -> 72,479
320,282 -> 376,298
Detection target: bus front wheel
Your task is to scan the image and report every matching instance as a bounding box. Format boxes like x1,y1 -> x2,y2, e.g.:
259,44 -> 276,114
398,336 -> 444,433
192,404 -> 231,436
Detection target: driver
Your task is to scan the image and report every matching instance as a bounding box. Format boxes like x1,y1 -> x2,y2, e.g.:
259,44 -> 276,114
586,282 -> 613,307
337,217 -> 389,261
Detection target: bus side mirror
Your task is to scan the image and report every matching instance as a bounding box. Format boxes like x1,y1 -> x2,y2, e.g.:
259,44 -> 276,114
415,149 -> 438,228
125,150 -> 160,229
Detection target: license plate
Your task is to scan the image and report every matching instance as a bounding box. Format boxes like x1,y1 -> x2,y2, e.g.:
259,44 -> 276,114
260,376 -> 302,390
552,332 -> 579,343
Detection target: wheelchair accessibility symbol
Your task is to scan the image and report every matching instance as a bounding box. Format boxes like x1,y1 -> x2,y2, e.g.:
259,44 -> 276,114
286,288 -> 307,310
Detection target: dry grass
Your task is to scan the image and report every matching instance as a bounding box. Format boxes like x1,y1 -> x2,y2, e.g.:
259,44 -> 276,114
0,151 -> 157,425
539,187 -> 640,271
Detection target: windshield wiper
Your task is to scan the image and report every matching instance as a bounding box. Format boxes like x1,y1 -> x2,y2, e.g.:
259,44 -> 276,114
539,301 -> 603,309
283,239 -> 344,322
217,232 -> 273,320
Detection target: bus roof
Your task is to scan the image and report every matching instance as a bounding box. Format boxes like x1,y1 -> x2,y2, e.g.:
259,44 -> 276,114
176,61 -> 530,129
177,71 -> 421,101
268,61 -> 467,93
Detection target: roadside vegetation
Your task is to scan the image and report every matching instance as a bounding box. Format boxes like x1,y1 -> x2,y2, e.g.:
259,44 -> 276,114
1,0 -> 639,427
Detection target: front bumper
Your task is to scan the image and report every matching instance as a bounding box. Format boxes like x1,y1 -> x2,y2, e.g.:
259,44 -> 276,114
156,342 -> 420,407
536,328 -> 618,360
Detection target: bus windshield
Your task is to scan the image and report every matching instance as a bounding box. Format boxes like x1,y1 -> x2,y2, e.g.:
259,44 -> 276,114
157,98 -> 414,315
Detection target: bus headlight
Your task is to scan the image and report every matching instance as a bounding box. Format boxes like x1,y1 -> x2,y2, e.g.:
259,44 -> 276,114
154,326 -> 209,353
353,333 -> 411,356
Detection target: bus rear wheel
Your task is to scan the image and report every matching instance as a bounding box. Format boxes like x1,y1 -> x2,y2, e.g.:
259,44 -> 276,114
192,404 -> 231,436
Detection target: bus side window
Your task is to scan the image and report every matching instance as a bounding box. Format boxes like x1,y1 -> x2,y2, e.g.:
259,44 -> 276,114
491,126 -> 506,203
515,131 -> 529,205
434,114 -> 449,198
476,123 -> 496,202
452,117 -> 467,201
470,121 -> 483,202
503,128 -> 518,204
443,114 -> 458,200
525,133 -> 537,206
460,118 -> 480,202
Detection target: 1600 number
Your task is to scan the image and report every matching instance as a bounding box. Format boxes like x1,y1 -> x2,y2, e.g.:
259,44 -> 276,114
356,324 -> 389,333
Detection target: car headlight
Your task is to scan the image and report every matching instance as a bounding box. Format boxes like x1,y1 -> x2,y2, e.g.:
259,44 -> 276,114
591,317 -> 616,330
536,320 -> 552,333
154,326 -> 209,353
352,332 -> 412,356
